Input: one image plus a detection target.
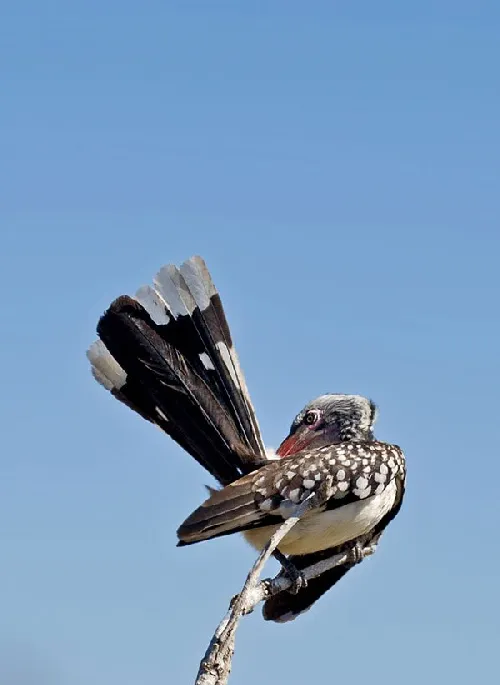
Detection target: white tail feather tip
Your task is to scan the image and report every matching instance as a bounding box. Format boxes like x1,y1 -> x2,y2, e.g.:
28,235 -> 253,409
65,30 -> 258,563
135,285 -> 171,325
87,340 -> 127,391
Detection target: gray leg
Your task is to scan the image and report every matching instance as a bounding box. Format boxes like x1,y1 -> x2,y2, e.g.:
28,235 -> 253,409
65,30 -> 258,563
273,550 -> 308,594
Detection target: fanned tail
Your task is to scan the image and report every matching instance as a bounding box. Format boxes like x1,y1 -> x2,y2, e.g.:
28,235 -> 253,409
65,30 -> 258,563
87,256 -> 266,485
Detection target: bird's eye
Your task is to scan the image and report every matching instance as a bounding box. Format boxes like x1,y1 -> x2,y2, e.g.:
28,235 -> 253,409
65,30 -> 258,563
303,410 -> 321,427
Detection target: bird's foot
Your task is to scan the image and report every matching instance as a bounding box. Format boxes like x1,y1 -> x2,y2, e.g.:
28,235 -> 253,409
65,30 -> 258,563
347,541 -> 365,565
273,551 -> 307,594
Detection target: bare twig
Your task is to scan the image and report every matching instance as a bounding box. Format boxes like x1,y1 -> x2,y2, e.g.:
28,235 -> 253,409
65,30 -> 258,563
194,497 -> 377,685
195,498 -> 312,685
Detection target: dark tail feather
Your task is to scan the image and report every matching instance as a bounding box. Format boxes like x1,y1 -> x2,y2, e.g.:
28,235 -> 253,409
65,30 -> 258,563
263,556 -> 355,622
264,528 -> 387,623
87,257 -> 266,484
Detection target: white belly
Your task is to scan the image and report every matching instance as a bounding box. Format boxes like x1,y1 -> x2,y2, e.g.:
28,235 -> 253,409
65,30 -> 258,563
243,479 -> 397,555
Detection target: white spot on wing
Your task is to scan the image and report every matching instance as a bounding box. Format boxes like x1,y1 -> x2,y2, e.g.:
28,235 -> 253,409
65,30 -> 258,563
244,479 -> 398,555
354,486 -> 372,499
260,498 -> 274,512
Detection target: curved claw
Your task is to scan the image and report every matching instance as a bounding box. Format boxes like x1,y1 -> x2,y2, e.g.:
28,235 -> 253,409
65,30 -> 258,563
273,550 -> 308,594
348,541 -> 367,565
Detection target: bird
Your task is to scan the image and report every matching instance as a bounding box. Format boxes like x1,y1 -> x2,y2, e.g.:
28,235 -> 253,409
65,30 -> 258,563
87,255 -> 406,622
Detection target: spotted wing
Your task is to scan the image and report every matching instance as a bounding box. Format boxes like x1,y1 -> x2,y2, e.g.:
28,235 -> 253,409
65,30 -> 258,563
262,476 -> 405,622
177,442 -> 405,544
87,256 -> 265,485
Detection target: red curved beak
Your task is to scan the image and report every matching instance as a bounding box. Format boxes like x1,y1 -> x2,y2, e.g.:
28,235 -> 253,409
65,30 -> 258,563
276,427 -> 314,458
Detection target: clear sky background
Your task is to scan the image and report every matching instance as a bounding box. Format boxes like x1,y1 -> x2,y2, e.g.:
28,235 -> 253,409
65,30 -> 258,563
1,2 -> 499,684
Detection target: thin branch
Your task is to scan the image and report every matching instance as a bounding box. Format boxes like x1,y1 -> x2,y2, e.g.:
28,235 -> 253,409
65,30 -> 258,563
194,497 -> 377,685
195,498 -> 312,685
243,541 -> 376,610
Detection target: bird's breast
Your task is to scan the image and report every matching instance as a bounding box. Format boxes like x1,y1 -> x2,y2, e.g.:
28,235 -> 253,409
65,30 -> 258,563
243,478 -> 397,556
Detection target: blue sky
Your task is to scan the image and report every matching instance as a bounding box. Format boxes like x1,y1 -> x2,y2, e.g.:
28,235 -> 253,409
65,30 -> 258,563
1,2 -> 499,683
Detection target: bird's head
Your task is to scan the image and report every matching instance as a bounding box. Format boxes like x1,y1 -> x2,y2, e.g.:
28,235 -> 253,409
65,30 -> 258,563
276,394 -> 378,457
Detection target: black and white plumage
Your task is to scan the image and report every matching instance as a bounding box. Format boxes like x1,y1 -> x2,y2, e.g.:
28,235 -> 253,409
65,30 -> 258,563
178,442 -> 404,552
87,256 -> 406,622
88,257 -> 266,485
